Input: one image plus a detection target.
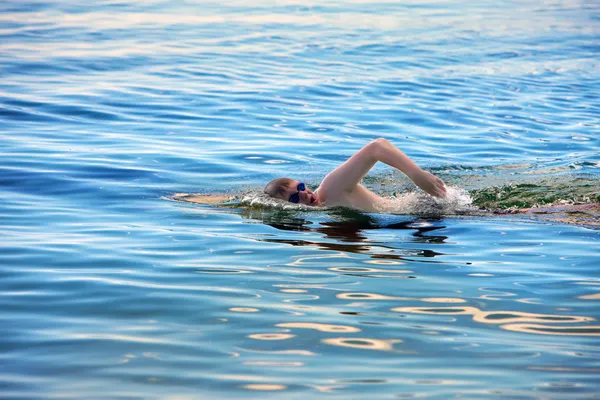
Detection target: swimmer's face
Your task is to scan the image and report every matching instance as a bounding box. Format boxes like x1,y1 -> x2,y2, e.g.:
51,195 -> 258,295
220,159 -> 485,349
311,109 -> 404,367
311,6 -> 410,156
283,180 -> 320,206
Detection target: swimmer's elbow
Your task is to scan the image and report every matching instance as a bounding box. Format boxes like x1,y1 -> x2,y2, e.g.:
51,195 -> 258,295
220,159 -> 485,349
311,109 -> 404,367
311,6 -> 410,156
371,137 -> 390,147
368,138 -> 391,159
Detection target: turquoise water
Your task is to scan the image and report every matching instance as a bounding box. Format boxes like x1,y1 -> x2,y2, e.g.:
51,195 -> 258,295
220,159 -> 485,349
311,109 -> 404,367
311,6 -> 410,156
1,0 -> 600,398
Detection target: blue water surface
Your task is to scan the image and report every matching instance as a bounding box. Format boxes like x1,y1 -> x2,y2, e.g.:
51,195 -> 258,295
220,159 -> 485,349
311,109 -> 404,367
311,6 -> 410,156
1,0 -> 599,398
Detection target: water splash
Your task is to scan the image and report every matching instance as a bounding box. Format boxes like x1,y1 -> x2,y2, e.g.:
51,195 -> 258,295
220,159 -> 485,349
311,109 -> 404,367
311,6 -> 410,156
376,186 -> 475,216
238,192 -> 310,210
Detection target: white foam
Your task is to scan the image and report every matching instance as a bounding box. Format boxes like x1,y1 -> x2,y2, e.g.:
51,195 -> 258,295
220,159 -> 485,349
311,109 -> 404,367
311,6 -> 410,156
376,186 -> 476,216
239,192 -> 317,211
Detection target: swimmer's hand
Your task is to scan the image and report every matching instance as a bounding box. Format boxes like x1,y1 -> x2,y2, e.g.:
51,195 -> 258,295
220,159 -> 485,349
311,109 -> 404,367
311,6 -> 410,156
410,169 -> 447,198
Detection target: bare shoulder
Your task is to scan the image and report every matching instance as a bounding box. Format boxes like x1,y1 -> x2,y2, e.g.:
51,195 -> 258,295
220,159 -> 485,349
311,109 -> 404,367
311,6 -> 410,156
171,193 -> 234,205
316,183 -> 385,212
315,175 -> 334,204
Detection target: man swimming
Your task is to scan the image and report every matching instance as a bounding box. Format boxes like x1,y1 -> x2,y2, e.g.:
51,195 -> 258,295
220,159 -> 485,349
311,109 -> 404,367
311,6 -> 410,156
263,138 -> 447,212
172,140 -> 597,226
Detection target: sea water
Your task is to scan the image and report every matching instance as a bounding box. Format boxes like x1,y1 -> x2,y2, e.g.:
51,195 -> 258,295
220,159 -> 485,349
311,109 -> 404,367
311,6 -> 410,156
1,0 -> 599,398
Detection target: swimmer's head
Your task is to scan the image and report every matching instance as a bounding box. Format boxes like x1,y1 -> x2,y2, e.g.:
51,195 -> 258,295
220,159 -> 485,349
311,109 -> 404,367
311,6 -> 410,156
264,177 -> 320,206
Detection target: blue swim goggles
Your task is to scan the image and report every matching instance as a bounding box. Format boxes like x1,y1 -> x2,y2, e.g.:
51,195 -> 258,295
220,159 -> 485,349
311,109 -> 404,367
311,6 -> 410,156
288,182 -> 306,203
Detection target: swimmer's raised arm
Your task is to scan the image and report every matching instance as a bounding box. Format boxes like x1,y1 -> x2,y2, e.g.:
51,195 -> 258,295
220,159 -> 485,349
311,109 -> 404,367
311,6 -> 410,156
319,138 -> 447,198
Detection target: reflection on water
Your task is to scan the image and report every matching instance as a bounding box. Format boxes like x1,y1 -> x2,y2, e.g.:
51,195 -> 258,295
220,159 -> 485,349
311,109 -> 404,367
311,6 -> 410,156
211,205 -> 600,396
5,196 -> 600,398
502,324 -> 600,336
240,207 -> 449,263
235,348 -> 318,357
276,322 -> 361,333
280,288 -> 308,293
248,333 -> 295,340
330,266 -> 412,274
235,207 -> 599,351
230,307 -> 260,313
3,0 -> 600,396
243,361 -> 304,367
243,383 -> 287,391
322,338 -> 402,352
391,305 -> 597,335
338,292 -> 412,300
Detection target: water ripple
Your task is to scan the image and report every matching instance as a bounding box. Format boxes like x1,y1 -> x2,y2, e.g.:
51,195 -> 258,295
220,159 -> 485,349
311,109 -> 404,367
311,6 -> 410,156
2,0 -> 600,398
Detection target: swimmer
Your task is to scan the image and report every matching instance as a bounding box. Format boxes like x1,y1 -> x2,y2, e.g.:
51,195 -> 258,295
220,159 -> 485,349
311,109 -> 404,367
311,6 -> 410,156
172,141 -> 598,227
264,138 -> 447,212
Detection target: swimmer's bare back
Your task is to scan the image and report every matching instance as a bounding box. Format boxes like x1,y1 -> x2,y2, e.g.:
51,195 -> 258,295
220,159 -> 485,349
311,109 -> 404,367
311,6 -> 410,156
171,193 -> 234,205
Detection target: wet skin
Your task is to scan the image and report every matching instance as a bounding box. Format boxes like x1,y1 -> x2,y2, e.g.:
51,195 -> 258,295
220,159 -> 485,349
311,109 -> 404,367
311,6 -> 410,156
277,139 -> 447,211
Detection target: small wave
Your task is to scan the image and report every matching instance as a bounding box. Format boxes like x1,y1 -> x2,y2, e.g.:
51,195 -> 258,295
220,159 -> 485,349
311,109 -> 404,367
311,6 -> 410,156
470,178 -> 600,210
